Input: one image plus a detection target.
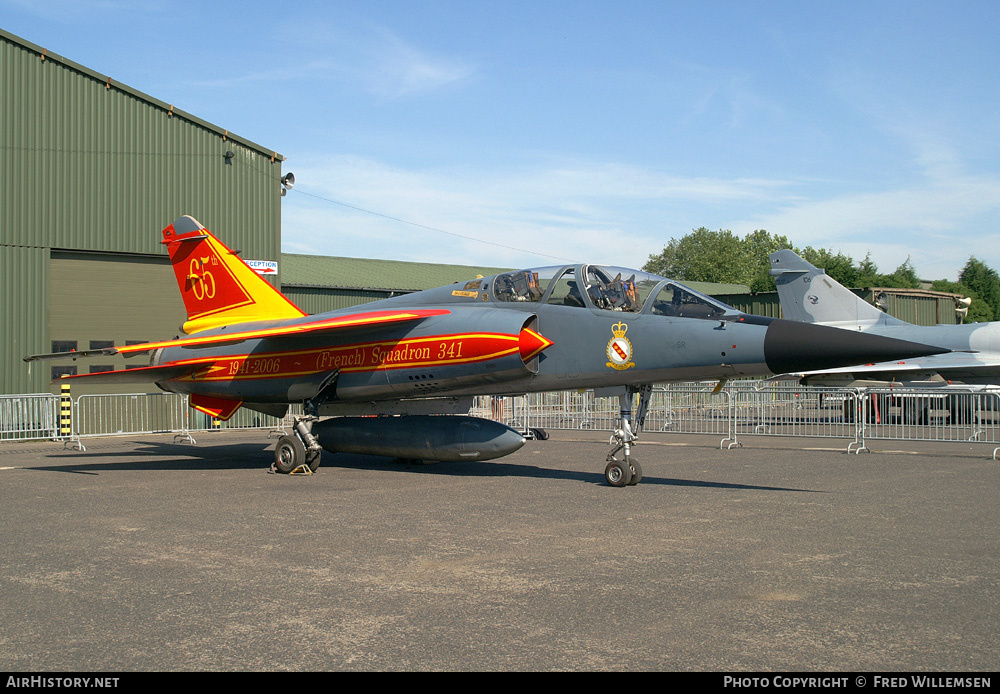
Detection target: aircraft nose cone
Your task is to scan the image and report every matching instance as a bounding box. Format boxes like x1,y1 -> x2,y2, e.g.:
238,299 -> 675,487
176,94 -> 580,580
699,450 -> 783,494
763,319 -> 948,374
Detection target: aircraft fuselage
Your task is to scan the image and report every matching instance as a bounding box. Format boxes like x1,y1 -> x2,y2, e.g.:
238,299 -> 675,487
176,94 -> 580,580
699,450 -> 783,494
149,263 -> 948,408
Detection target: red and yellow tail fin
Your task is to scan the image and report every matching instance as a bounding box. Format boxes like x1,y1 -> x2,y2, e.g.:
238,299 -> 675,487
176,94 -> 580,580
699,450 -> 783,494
161,216 -> 306,334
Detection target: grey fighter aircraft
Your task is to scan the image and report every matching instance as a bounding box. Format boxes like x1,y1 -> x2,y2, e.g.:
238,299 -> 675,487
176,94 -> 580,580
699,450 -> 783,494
769,249 -> 1000,387
25,217 -> 951,486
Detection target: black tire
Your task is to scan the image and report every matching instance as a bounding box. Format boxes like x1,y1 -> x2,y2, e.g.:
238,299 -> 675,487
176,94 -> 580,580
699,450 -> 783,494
628,460 -> 642,485
605,460 -> 633,487
274,435 -> 306,474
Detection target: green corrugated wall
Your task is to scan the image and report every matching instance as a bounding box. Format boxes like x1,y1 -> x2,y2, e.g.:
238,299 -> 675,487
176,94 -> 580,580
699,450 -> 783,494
1,29 -> 285,394
0,246 -> 48,393
282,287 -> 401,316
711,293 -> 783,318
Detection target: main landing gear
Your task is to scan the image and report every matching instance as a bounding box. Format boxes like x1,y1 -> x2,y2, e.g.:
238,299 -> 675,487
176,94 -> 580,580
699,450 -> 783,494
604,384 -> 652,487
272,373 -> 338,474
272,415 -> 324,474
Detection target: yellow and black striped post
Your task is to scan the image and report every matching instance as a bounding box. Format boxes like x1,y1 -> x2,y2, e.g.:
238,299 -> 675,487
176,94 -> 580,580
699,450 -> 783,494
59,379 -> 72,438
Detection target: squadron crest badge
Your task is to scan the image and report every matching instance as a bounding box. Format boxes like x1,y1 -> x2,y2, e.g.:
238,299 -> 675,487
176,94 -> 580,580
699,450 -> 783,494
606,321 -> 635,370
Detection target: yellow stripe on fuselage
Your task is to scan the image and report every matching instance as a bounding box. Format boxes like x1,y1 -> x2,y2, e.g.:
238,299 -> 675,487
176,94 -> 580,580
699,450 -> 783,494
163,332 -> 521,382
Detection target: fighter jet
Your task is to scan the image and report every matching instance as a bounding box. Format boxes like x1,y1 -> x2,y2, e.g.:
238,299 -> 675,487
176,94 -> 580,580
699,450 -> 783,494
769,249 -> 1000,387
25,217 -> 950,486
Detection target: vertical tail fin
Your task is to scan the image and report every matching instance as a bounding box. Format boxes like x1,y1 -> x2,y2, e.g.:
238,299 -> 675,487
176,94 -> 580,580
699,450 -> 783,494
769,249 -> 888,329
161,215 -> 306,334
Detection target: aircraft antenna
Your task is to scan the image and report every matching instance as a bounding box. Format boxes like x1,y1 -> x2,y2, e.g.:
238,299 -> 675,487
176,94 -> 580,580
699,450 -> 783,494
294,188 -> 577,263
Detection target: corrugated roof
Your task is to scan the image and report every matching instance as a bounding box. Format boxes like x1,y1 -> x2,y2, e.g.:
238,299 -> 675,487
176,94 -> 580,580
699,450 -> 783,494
686,281 -> 752,296
280,254 -> 514,292
280,253 -> 751,296
868,287 -> 962,299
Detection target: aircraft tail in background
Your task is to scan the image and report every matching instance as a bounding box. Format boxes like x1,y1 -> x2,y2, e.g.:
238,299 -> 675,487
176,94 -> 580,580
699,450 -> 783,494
769,249 -> 889,330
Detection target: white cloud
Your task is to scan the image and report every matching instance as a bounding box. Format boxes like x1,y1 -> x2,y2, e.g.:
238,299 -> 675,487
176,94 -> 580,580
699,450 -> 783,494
265,22 -> 476,100
363,31 -> 475,100
279,155 -> 796,270
729,174 -> 1000,280
279,151 -> 1000,282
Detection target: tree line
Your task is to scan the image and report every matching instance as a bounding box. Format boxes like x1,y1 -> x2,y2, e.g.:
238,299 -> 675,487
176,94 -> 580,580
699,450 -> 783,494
642,227 -> 1000,323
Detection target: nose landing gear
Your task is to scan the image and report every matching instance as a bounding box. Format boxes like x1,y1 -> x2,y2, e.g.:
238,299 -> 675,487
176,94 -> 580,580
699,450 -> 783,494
604,384 -> 651,486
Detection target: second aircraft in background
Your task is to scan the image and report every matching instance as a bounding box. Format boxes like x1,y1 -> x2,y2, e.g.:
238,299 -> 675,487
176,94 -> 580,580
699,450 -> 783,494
769,249 -> 1000,387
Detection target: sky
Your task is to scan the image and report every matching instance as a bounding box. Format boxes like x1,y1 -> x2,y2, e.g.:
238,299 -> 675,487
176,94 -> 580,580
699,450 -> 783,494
4,0 -> 1000,280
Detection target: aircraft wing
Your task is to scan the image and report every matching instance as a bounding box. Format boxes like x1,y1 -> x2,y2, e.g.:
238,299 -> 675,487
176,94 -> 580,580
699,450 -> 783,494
24,308 -> 451,364
54,363 -> 206,384
786,351 -> 1000,384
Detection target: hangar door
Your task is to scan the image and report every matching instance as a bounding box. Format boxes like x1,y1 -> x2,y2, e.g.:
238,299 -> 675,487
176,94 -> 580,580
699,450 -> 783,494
48,251 -> 188,395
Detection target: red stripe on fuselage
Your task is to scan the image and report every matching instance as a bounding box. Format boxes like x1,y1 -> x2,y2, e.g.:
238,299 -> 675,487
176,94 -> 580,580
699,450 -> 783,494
166,332 -> 522,383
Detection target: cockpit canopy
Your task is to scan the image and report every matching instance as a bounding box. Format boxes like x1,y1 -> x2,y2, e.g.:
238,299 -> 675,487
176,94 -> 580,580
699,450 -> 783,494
493,264 -> 733,319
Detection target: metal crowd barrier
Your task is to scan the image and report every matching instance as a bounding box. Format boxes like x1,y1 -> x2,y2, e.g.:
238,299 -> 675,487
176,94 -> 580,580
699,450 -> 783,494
69,392 -> 193,450
0,393 -> 59,442
4,385 -> 1000,459
64,393 -> 293,451
472,385 -> 737,444
727,383 -> 862,450
849,387 -> 1000,453
186,403 -> 290,435
650,385 -> 735,444
471,382 -> 1000,456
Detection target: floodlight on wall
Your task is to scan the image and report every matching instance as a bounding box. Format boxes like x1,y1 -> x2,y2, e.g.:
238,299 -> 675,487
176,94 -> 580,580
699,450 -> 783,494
281,172 -> 295,197
224,150 -> 235,162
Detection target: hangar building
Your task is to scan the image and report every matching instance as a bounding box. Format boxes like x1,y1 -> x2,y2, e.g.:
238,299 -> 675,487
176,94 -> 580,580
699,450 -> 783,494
1,29 -> 286,395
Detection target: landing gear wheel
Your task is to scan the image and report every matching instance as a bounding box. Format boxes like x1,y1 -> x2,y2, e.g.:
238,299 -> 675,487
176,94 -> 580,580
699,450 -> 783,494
627,460 -> 642,485
605,460 -> 633,487
274,435 -> 306,474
